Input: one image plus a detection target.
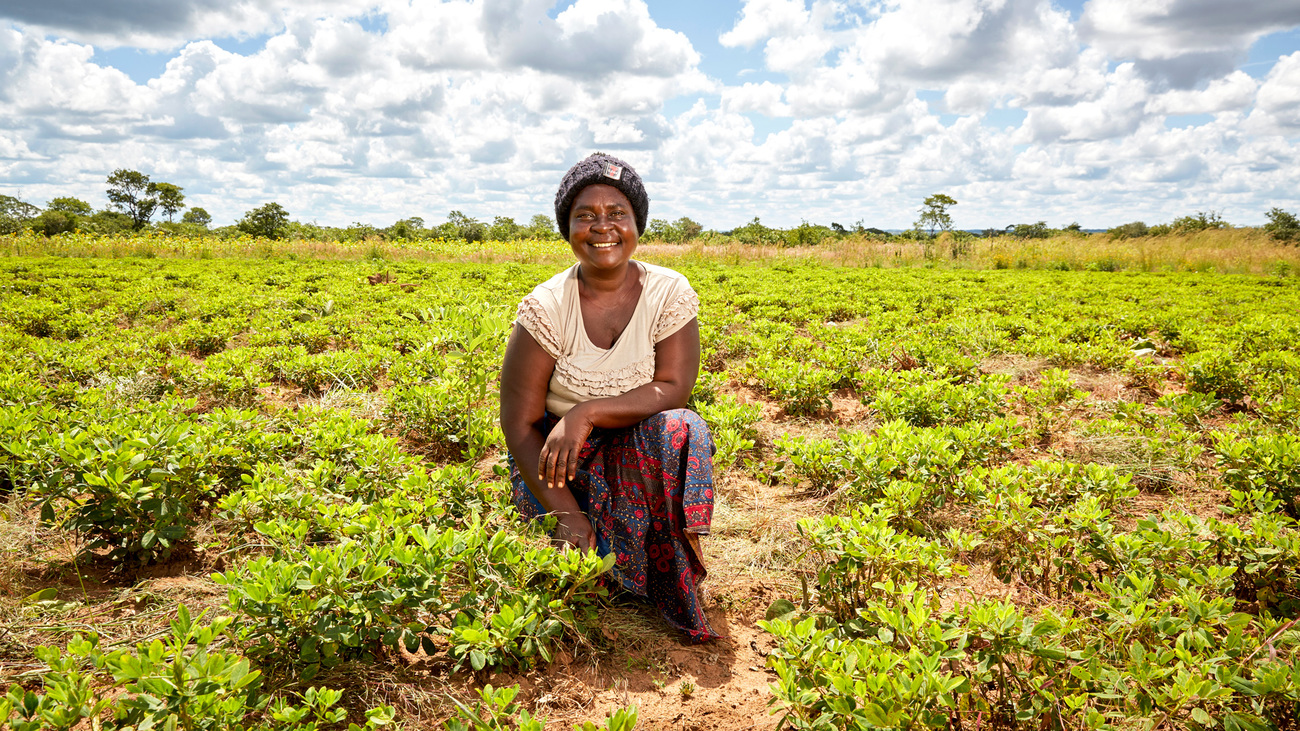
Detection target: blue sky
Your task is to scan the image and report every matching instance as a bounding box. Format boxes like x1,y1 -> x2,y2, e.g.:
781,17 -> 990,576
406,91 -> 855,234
1,0 -> 1299,230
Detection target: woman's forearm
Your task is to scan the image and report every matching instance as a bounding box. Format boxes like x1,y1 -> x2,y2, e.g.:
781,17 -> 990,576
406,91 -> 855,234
504,425 -> 587,516
567,378 -> 691,431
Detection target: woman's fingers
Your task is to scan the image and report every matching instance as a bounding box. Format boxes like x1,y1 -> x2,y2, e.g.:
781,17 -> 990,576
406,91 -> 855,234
565,445 -> 579,482
539,442 -> 560,488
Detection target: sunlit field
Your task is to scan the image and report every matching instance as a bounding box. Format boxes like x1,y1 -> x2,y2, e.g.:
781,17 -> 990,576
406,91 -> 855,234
2,234 -> 1299,729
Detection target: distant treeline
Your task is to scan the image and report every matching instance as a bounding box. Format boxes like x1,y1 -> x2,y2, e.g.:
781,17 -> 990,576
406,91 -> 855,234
2,170 -> 1298,246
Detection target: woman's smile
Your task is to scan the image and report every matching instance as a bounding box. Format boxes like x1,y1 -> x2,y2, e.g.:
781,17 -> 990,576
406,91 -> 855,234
568,183 -> 639,271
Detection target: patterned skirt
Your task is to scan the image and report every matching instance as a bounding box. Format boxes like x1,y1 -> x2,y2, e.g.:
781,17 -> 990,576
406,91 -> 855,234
509,408 -> 719,642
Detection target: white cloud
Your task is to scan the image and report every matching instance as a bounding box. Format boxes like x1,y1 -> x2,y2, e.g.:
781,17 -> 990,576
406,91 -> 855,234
1145,70 -> 1257,116
1247,51 -> 1300,134
1079,0 -> 1300,87
0,0 -> 375,51
0,0 -> 1298,229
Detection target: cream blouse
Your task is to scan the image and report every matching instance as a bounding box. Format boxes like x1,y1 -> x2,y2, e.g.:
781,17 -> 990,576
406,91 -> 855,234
514,261 -> 700,416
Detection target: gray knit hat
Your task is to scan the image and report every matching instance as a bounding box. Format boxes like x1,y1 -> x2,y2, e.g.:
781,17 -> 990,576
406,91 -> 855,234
554,152 -> 649,240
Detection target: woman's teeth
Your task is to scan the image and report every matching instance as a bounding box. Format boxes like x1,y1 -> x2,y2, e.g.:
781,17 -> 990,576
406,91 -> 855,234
591,242 -> 619,248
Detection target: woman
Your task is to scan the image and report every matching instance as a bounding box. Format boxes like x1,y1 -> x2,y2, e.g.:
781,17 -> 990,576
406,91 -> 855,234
499,153 -> 718,642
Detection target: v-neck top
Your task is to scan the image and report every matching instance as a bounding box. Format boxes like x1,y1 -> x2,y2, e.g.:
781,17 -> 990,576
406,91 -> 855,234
515,261 -> 699,416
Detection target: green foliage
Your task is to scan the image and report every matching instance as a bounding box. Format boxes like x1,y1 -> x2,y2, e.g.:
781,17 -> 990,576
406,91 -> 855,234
523,213 -> 559,240
1017,367 -> 1086,442
0,193 -> 40,234
444,684 -> 637,731
784,220 -> 834,247
763,612 -> 969,731
798,508 -> 964,622
1108,221 -> 1149,238
443,210 -> 487,242
1004,221 -> 1050,239
695,394 -> 761,469
2,607 -> 398,731
487,216 -> 521,241
1215,432 -> 1300,518
1265,207 -> 1299,244
216,517 -> 612,677
237,202 -> 290,239
915,193 -> 957,236
15,406 -> 270,565
871,375 -> 1008,427
1183,350 -> 1250,403
1170,210 -> 1229,233
6,254 -> 1300,730
728,216 -> 784,246
106,169 -> 159,230
644,216 -> 704,244
152,182 -> 186,223
47,197 -> 94,216
183,206 -> 213,228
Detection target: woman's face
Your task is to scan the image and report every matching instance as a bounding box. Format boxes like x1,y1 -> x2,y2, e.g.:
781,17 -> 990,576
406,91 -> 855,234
568,184 -> 638,274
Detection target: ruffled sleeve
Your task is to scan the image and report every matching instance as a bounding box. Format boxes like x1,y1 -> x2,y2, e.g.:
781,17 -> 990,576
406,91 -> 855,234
653,282 -> 699,343
515,294 -> 562,360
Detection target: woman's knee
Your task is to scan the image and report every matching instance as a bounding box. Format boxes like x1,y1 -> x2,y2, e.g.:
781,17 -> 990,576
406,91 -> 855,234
651,408 -> 710,436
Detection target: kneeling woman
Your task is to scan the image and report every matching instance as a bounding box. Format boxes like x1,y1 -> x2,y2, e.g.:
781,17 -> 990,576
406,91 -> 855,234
499,153 -> 718,642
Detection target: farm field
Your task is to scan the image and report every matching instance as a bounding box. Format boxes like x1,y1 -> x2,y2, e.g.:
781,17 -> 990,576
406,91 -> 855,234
2,248 -> 1300,730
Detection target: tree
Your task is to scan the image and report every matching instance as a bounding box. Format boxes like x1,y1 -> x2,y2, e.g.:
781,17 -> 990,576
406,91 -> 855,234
915,193 -> 957,237
182,207 -> 212,228
152,183 -> 185,222
47,197 -> 93,216
106,169 -> 159,230
488,216 -> 520,241
1170,210 -> 1227,233
1108,221 -> 1149,239
0,194 -> 39,234
386,217 -> 425,240
523,213 -> 557,239
1006,221 -> 1050,239
671,216 -> 703,243
730,217 -> 782,246
446,210 -> 485,242
30,211 -> 78,236
1265,207 -> 1299,244
237,202 -> 289,239
644,218 -> 671,242
83,211 -> 132,234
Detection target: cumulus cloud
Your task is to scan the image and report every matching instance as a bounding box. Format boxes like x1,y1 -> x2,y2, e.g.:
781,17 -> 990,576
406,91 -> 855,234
1247,51 -> 1300,134
0,0 -> 1299,228
1080,0 -> 1300,87
0,0 -> 373,50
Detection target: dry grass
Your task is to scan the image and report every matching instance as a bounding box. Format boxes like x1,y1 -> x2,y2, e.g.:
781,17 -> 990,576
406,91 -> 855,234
5,228 -> 1298,275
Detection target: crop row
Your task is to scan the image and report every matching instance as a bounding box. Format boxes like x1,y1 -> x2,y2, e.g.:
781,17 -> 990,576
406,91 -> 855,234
2,255 -> 1299,728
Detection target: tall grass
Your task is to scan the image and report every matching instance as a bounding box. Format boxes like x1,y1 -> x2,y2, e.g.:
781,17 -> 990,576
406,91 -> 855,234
2,227 -> 1296,275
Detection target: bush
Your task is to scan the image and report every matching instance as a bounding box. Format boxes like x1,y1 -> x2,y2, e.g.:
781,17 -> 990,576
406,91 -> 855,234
1182,350 -> 1249,403
236,203 -> 289,240
2,607 -> 398,731
1108,221 -> 1149,239
1265,207 -> 1300,244
1215,432 -> 1300,518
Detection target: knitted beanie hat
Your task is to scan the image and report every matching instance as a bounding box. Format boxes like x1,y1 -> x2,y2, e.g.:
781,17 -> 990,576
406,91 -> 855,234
554,152 -> 649,240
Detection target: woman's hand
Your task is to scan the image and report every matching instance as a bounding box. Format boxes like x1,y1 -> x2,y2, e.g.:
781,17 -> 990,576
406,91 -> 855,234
538,404 -> 595,489
553,511 -> 597,551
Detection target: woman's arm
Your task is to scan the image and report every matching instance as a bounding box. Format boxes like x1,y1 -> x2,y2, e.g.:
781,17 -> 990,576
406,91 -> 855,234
537,318 -> 700,492
499,324 -> 597,550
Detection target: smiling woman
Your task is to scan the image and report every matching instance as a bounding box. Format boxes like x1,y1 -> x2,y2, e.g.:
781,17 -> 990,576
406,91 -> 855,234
499,152 -> 719,642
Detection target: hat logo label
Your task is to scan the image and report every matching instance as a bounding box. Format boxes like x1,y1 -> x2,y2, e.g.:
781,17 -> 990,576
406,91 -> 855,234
602,162 -> 623,181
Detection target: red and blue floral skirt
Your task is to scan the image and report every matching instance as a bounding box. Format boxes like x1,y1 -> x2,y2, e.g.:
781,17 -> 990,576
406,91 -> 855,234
509,408 -> 719,642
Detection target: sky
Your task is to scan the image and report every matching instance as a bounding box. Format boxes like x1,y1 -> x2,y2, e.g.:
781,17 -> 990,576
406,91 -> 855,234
1,0 -> 1298,231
